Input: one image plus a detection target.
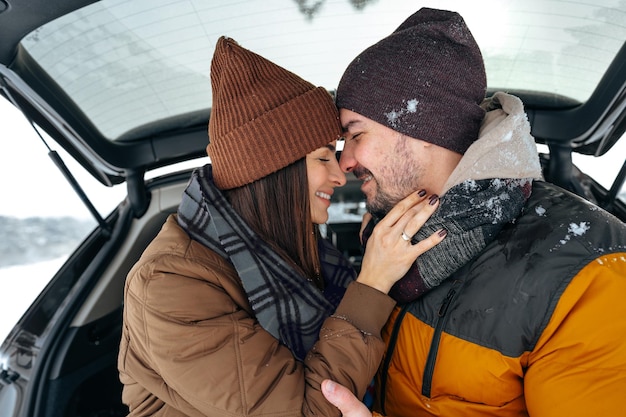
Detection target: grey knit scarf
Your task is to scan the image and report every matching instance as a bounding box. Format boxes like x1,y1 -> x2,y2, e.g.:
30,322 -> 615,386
176,165 -> 356,361
362,178 -> 533,303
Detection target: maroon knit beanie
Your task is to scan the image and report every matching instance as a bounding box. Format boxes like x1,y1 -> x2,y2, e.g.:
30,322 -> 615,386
208,36 -> 343,189
336,8 -> 486,155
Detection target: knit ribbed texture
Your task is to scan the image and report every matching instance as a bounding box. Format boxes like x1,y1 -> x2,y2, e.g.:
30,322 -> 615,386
361,178 -> 532,304
336,8 -> 486,155
208,36 -> 342,189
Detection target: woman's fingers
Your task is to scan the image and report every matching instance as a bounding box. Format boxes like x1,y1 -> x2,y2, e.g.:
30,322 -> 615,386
377,189 -> 429,227
398,194 -> 446,259
407,228 -> 447,255
400,194 -> 440,244
356,191 -> 445,294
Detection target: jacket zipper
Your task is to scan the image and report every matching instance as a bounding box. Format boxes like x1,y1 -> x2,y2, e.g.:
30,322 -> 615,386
422,279 -> 463,397
379,279 -> 464,412
379,304 -> 409,415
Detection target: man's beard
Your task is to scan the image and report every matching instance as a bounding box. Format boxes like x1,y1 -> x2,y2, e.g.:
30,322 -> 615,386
361,134 -> 423,220
366,183 -> 401,220
365,168 -> 423,220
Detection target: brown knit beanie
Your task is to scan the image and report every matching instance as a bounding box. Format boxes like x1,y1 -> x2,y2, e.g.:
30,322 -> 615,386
336,8 -> 486,155
208,36 -> 342,189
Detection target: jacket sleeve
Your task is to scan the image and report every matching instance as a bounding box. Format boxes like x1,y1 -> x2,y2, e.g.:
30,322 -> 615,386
121,235 -> 395,417
524,253 -> 626,417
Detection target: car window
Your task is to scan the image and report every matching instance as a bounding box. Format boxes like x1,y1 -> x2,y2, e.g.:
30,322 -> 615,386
572,133 -> 626,203
16,0 -> 624,142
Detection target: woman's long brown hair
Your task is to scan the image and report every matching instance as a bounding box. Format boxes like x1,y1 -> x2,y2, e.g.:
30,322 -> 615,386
224,158 -> 323,289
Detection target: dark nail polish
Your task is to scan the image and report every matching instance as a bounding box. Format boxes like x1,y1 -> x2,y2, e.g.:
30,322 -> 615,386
438,229 -> 447,237
418,189 -> 427,197
429,194 -> 439,205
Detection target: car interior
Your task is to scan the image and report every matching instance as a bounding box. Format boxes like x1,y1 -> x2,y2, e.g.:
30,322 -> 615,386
0,1 -> 625,417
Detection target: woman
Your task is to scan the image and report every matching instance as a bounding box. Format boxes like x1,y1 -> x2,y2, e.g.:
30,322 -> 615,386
117,37 -> 445,417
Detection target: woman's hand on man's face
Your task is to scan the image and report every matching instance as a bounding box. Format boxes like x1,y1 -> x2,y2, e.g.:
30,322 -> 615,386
356,190 -> 446,294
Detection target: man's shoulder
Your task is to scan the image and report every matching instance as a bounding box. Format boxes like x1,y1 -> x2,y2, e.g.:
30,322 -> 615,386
521,181 -> 625,249
423,181 -> 625,354
527,181 -> 621,221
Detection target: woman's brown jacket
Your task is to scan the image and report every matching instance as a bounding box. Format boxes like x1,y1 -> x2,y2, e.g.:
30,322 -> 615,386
118,214 -> 395,416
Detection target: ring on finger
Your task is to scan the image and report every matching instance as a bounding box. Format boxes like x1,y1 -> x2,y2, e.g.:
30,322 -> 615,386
401,231 -> 411,242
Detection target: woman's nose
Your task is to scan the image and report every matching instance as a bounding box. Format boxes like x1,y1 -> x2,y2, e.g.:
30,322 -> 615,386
331,160 -> 347,186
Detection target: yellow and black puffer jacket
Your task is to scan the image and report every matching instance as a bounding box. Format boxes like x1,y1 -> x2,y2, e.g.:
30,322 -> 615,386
375,181 -> 626,417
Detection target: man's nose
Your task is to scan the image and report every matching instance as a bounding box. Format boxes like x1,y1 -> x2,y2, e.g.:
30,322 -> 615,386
338,143 -> 355,173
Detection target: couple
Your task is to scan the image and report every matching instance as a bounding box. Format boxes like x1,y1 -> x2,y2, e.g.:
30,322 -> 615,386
118,7 -> 626,417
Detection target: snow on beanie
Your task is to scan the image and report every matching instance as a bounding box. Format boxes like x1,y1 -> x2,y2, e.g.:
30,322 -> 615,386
336,8 -> 486,155
208,36 -> 342,189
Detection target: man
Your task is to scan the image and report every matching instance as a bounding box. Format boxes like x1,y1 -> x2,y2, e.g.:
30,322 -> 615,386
322,7 -> 626,417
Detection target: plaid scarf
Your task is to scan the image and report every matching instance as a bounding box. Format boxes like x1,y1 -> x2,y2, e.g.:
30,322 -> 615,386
363,178 -> 533,303
177,165 -> 356,361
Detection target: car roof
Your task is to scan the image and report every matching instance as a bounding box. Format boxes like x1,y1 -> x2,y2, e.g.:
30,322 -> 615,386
1,0 -> 625,186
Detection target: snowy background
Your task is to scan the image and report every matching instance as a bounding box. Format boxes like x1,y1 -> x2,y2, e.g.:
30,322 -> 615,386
0,257 -> 68,342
